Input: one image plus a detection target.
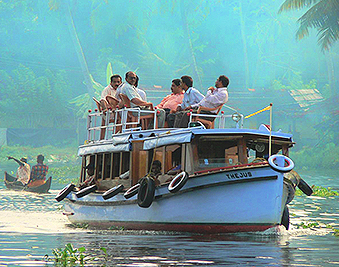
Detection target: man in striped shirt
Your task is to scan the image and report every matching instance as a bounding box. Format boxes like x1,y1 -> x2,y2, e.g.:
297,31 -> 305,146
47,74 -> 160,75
30,154 -> 49,181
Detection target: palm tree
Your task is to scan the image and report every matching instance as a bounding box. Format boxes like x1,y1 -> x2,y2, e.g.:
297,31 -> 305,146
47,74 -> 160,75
279,0 -> 339,51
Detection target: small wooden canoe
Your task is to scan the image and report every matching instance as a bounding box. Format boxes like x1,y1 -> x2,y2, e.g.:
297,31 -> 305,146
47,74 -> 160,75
4,171 -> 52,193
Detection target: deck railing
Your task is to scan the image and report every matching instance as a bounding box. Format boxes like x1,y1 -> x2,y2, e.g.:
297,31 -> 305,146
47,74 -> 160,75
86,107 -> 244,142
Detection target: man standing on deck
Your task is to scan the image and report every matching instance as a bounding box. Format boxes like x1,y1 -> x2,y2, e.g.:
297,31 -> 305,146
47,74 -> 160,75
30,154 -> 49,182
100,74 -> 122,109
167,75 -> 204,128
7,156 -> 31,185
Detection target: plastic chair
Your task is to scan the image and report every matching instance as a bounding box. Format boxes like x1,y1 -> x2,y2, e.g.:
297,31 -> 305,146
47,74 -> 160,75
105,95 -> 120,110
195,104 -> 223,129
119,94 -> 157,130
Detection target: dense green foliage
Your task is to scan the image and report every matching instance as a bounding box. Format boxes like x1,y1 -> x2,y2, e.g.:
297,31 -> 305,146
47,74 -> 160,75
0,0 -> 338,169
279,0 -> 339,50
291,142 -> 339,171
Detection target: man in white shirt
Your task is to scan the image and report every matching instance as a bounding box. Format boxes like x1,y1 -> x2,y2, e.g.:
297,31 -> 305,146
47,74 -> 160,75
168,75 -> 204,128
100,74 -> 122,109
117,71 -> 165,128
176,75 -> 229,128
7,156 -> 31,185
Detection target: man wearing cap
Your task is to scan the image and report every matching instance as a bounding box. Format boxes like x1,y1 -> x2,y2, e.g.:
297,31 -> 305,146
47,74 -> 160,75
7,156 -> 31,185
30,154 -> 49,182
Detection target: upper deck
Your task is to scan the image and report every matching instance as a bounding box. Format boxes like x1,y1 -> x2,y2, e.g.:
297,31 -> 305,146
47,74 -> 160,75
80,107 -> 293,156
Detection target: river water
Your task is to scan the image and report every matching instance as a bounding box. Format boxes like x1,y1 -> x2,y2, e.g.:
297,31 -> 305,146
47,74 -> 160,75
0,172 -> 338,266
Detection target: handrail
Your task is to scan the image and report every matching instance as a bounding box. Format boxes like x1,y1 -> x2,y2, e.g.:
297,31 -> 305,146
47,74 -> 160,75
189,111 -> 244,129
86,108 -> 245,142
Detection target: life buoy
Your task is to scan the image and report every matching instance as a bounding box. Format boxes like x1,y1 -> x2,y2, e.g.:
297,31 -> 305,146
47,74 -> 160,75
75,184 -> 97,198
281,206 -> 290,230
55,184 -> 75,202
102,184 -> 124,200
138,177 -> 155,208
168,171 -> 189,193
268,155 -> 294,173
124,183 -> 140,199
298,178 -> 313,196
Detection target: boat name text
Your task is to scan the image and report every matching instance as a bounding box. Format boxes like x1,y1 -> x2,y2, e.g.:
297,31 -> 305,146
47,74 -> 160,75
226,172 -> 252,179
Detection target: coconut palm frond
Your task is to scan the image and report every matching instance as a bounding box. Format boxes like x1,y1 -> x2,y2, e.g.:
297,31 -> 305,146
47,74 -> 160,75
296,0 -> 339,50
279,0 -> 319,13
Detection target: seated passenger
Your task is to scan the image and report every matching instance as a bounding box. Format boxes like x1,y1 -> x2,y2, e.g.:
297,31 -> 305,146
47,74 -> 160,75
116,71 -> 165,128
101,74 -> 122,109
175,75 -> 229,128
116,71 -> 152,108
135,75 -> 147,101
30,154 -> 49,182
79,162 -> 96,189
155,79 -> 184,126
149,160 -> 162,186
167,75 -> 204,128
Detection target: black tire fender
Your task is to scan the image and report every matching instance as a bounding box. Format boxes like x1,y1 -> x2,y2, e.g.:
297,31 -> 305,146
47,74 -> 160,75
102,184 -> 124,200
168,171 -> 189,193
55,184 -> 75,202
76,184 -> 97,198
124,183 -> 140,199
298,178 -> 313,196
281,206 -> 290,230
138,177 -> 155,208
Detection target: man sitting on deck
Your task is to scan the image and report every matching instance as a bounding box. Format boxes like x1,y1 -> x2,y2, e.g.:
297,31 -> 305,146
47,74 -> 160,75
116,71 -> 165,128
167,75 -> 204,128
7,156 -> 31,185
155,78 -> 184,127
175,75 -> 229,128
30,154 -> 49,183
100,74 -> 122,109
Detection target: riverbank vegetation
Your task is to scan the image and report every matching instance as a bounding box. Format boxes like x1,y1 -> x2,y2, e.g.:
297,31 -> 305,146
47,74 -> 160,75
45,243 -> 107,266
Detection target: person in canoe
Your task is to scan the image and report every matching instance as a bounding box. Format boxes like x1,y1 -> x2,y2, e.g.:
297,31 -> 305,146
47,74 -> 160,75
7,156 -> 31,186
28,154 -> 49,186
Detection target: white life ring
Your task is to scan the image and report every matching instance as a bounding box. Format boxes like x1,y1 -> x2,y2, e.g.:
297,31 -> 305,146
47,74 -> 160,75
168,171 -> 189,193
268,155 -> 294,173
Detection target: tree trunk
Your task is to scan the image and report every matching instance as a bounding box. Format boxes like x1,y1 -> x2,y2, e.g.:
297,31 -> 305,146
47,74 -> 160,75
64,1 -> 93,96
238,0 -> 250,90
180,6 -> 203,90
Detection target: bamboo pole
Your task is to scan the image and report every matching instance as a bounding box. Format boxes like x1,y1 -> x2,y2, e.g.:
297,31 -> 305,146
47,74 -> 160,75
269,103 -> 273,157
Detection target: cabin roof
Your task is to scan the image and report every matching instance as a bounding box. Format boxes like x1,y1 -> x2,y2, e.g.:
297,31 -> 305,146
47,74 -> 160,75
78,125 -> 293,156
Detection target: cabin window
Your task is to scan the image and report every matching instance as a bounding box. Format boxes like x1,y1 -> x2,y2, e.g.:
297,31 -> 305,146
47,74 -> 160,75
121,152 -> 130,175
81,155 -> 95,181
112,153 -> 120,178
96,154 -> 103,180
190,135 -> 252,171
147,145 -> 182,175
246,139 -> 283,162
165,145 -> 182,173
102,153 -> 112,179
192,136 -> 239,171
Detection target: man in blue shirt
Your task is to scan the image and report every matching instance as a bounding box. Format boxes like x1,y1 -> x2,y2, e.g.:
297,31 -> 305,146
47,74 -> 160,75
167,75 -> 204,128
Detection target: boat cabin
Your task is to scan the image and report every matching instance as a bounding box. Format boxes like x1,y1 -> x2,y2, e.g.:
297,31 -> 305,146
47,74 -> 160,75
78,108 -> 294,191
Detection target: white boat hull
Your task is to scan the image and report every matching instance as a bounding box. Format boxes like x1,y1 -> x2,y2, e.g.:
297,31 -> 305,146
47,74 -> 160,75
64,166 -> 289,233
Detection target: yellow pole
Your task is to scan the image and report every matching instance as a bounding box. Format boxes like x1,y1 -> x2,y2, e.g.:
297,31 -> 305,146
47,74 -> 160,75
269,103 -> 273,157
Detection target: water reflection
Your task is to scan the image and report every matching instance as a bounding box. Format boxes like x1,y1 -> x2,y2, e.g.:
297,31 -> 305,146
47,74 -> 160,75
0,173 -> 338,266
